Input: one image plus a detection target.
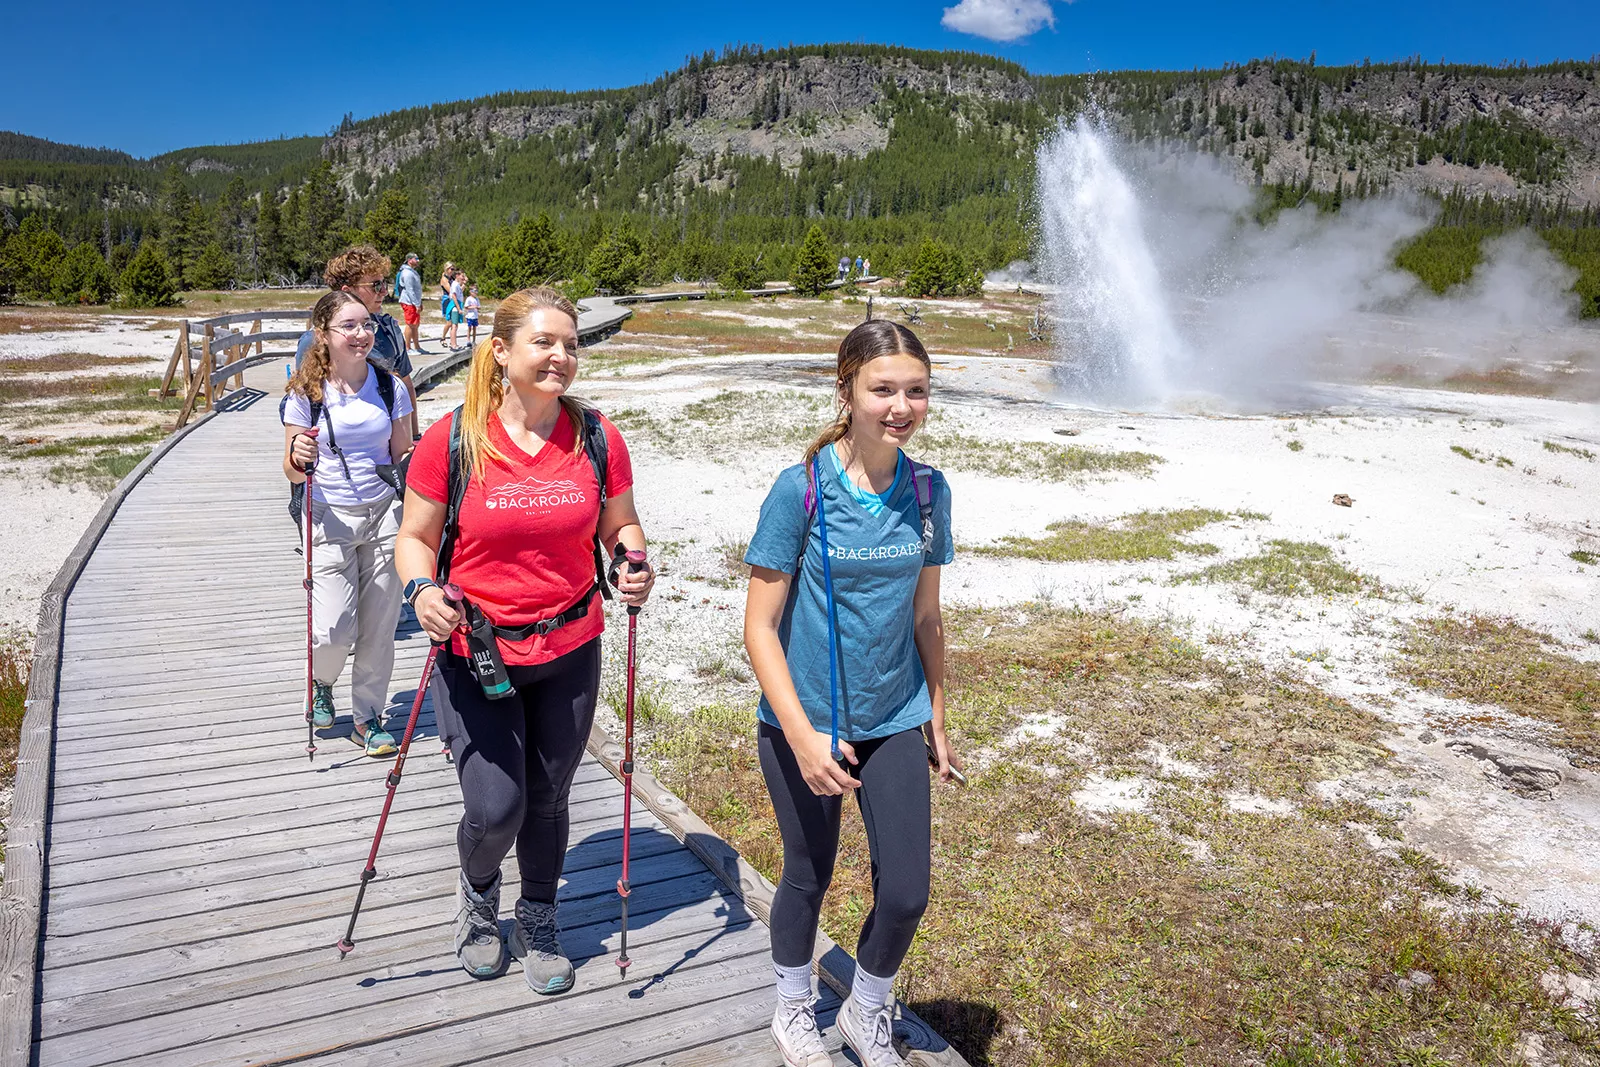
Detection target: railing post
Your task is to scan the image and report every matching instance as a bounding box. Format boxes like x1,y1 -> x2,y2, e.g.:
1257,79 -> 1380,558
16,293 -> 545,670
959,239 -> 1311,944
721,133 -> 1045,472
201,323 -> 216,412
155,320 -> 188,398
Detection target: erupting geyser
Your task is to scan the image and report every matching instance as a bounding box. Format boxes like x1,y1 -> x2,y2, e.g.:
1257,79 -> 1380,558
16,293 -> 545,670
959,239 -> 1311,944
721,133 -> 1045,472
1036,116 -> 1187,405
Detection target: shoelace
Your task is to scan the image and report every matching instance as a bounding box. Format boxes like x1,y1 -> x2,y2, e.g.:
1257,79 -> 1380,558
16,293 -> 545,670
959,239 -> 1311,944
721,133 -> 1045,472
779,999 -> 823,1039
520,907 -> 561,958
857,1003 -> 902,1067
462,894 -> 497,945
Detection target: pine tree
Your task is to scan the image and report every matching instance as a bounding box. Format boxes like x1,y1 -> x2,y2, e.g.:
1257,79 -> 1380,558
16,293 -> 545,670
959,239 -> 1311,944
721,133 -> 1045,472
1,215 -> 67,300
255,194 -> 285,283
188,241 -> 236,290
52,242 -> 114,304
790,224 -> 834,296
299,161 -> 346,277
585,225 -> 644,294
362,188 -> 419,269
118,242 -> 178,307
485,212 -> 561,295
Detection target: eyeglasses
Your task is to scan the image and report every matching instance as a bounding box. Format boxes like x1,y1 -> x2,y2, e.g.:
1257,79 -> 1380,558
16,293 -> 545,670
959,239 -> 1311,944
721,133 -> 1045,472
328,320 -> 378,337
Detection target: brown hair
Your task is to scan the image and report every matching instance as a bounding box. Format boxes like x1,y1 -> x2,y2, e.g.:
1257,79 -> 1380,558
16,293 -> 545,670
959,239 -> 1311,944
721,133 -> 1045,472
323,245 -> 392,291
286,290 -> 367,405
802,320 -> 931,465
459,287 -> 586,477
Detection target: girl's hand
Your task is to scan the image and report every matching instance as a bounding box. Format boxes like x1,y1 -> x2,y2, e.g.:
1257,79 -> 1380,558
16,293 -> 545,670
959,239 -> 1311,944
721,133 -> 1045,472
794,728 -> 861,796
926,725 -> 964,785
615,559 -> 656,607
290,430 -> 319,470
414,586 -> 463,643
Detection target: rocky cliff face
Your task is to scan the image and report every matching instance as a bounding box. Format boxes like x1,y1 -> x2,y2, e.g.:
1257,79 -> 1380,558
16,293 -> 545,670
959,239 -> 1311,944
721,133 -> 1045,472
322,54 -> 1600,206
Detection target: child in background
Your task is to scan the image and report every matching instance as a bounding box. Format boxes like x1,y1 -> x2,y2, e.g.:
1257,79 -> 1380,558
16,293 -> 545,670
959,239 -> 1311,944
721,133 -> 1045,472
465,286 -> 481,346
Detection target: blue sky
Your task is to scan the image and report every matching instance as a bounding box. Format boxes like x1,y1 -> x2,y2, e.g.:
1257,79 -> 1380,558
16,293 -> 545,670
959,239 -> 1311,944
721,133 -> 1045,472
3,0 -> 1592,157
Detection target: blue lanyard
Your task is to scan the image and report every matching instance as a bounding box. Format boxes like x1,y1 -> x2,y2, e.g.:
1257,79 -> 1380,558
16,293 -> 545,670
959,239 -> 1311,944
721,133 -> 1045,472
811,455 -> 843,760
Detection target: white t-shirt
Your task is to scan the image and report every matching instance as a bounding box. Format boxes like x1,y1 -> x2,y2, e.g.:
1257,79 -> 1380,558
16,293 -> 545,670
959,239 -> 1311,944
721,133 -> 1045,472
283,368 -> 415,507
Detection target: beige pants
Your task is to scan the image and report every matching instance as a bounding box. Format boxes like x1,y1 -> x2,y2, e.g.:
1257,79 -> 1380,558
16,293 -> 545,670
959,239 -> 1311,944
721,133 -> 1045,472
310,495 -> 403,727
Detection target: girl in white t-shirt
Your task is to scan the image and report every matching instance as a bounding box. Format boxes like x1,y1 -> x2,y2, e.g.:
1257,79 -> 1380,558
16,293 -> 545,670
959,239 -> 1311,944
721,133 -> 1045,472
283,290 -> 416,756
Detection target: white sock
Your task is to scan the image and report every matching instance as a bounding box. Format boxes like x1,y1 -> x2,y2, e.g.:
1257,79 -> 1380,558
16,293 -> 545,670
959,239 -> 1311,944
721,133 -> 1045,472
851,964 -> 896,1018
774,961 -> 812,1003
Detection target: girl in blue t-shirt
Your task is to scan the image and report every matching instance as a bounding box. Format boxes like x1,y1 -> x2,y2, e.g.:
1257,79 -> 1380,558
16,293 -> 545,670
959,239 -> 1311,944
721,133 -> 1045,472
743,320 -> 961,1067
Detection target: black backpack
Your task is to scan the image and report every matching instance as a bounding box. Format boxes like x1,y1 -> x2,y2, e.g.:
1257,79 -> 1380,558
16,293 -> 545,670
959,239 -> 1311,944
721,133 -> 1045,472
435,403 -> 614,603
285,359 -> 401,528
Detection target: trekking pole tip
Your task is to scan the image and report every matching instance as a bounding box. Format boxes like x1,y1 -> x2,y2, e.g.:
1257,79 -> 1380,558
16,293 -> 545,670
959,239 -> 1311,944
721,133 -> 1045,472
616,955 -> 630,978
335,938 -> 355,959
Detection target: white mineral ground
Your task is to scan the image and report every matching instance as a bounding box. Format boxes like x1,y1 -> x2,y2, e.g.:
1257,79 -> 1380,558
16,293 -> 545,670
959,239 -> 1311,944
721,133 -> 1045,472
6,299 -> 1600,927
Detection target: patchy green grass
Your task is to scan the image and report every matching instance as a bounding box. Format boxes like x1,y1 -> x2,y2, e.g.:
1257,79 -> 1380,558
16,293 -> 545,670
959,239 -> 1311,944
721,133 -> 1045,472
978,508 -> 1265,562
916,428 -> 1161,482
2,427 -> 166,460
46,446 -> 153,491
1574,550 -> 1598,566
1397,616 -> 1600,764
641,606 -> 1594,1066
716,536 -> 751,588
1181,540 -> 1385,598
1450,444 -> 1515,467
1544,440 -> 1597,461
0,353 -> 149,375
1286,439 -> 1304,452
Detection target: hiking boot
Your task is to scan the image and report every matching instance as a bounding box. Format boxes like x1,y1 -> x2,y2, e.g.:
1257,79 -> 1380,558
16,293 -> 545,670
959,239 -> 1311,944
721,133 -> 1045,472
838,991 -> 907,1067
510,898 -> 574,995
771,996 -> 832,1067
310,682 -> 336,729
351,720 -> 397,757
453,870 -> 506,978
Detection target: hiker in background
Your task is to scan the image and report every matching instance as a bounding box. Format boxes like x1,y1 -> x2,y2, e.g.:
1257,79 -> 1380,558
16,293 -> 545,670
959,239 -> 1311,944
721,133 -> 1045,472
284,290 -> 416,757
743,320 -> 959,1067
398,253 -> 426,357
449,271 -> 468,351
837,254 -> 851,281
465,285 -> 481,347
395,287 -> 655,995
854,255 -> 863,276
438,263 -> 458,347
863,256 -> 872,279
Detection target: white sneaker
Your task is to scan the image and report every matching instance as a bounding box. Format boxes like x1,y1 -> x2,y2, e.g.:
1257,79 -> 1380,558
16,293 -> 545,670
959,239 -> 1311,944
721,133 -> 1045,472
837,991 -> 907,1067
771,996 -> 832,1067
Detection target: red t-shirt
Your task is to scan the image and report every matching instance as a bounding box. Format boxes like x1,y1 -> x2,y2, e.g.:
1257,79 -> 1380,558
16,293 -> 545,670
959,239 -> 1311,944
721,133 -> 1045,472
408,407 -> 633,666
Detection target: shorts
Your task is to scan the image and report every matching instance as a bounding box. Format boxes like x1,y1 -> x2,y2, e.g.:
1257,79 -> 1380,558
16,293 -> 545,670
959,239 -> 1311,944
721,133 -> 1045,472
466,316 -> 479,327
401,303 -> 420,326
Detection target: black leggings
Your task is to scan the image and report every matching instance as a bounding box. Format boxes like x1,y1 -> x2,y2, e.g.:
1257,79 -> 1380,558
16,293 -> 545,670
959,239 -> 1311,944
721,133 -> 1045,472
433,639 -> 600,903
758,722 -> 931,977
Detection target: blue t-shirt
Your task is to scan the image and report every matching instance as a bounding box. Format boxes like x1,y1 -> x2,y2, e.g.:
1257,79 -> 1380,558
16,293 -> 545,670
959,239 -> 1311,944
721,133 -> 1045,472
831,446 -> 904,517
745,446 -> 954,741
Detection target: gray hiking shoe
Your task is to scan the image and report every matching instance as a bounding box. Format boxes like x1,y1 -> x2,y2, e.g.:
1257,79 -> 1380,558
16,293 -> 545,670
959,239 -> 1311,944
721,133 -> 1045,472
454,870 -> 506,979
310,682 -> 336,729
510,898 -> 575,995
838,991 -> 908,1067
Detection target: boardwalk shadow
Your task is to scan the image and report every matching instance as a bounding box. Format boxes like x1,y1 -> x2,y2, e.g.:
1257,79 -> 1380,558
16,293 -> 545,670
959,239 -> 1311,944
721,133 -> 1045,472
559,826 -> 748,998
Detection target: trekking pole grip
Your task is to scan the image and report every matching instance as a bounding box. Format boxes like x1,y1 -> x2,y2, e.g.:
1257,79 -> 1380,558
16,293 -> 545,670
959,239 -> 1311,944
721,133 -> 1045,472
297,427 -> 319,475
611,545 -> 649,617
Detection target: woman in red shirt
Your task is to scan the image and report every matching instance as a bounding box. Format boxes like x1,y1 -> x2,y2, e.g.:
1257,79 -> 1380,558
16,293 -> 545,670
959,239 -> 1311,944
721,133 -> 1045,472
396,287 -> 654,995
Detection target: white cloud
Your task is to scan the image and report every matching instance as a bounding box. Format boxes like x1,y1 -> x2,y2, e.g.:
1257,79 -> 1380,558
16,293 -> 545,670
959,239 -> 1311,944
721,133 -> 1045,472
941,0 -> 1057,42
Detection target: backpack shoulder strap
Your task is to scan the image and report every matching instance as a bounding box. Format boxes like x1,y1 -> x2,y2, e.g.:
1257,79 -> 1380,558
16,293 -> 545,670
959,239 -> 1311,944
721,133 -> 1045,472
909,460 -> 936,557
579,407 -> 613,600
367,359 -> 396,418
435,405 -> 468,583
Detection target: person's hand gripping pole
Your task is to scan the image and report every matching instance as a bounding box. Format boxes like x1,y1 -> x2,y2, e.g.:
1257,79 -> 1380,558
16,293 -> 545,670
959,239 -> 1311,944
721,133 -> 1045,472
336,581 -> 463,959
613,546 -> 647,979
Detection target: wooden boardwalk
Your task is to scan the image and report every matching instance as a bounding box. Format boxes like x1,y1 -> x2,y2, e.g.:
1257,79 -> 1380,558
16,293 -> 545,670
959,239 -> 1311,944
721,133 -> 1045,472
1,350 -> 965,1066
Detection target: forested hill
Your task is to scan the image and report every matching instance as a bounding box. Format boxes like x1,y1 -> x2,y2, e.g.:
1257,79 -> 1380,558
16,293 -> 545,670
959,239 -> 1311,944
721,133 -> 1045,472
3,44 -> 1599,310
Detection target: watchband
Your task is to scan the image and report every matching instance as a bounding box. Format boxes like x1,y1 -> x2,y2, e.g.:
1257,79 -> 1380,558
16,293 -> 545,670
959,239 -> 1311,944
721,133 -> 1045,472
404,577 -> 438,606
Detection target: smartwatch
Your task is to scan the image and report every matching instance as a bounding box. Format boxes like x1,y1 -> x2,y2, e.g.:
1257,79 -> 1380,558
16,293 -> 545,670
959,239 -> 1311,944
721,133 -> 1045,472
404,577 -> 438,607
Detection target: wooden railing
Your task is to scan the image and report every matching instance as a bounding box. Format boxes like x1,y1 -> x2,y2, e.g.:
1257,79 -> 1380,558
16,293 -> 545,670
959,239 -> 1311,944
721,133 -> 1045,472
158,309 -> 311,429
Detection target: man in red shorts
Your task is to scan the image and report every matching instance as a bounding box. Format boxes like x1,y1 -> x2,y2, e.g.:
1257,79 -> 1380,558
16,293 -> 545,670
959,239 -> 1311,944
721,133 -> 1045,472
398,252 -> 425,356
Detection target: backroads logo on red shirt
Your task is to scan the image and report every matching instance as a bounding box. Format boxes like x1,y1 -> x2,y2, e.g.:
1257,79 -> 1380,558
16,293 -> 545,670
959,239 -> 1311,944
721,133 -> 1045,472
484,477 -> 587,511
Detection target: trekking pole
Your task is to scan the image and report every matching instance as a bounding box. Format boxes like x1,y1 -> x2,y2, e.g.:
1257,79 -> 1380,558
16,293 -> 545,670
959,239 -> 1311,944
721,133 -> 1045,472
812,457 -> 844,760
301,428 -> 319,762
614,547 -> 648,979
336,581 -> 462,960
